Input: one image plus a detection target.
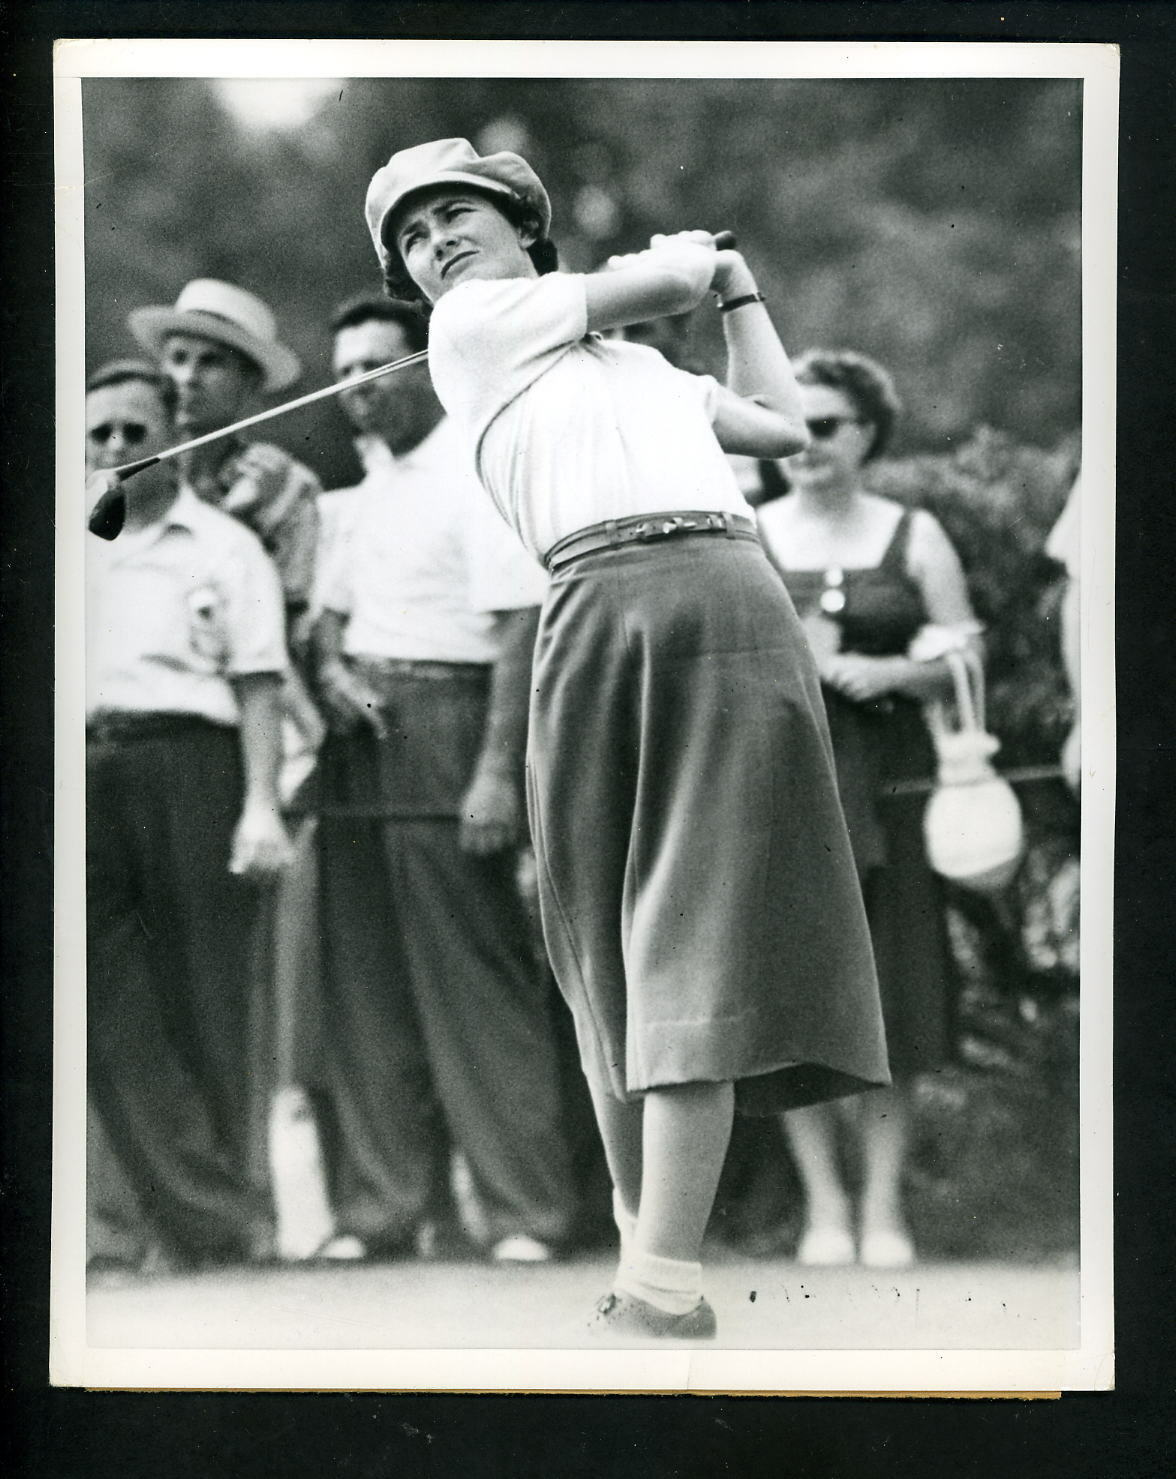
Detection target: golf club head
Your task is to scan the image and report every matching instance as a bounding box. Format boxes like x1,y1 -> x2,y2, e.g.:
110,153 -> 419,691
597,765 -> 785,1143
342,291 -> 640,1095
88,484 -> 127,540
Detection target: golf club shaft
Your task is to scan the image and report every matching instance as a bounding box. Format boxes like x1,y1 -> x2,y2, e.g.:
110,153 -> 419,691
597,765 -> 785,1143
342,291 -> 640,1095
89,230 -> 739,536
108,348 -> 431,482
109,236 -> 737,483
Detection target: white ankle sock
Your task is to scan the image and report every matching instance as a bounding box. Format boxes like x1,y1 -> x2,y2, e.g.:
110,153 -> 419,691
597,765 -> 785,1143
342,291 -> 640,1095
615,1246 -> 703,1316
612,1189 -> 637,1257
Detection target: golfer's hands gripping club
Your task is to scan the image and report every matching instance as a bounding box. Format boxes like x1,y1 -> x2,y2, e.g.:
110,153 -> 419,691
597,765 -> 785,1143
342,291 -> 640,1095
605,229 -> 742,296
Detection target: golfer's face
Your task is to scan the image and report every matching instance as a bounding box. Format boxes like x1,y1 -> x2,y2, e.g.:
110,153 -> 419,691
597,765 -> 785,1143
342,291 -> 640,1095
333,318 -> 437,456
85,380 -> 173,475
394,189 -> 533,302
160,333 -> 259,436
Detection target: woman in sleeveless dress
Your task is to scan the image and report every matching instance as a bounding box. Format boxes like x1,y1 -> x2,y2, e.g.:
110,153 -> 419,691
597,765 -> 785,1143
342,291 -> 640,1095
757,349 -> 981,1269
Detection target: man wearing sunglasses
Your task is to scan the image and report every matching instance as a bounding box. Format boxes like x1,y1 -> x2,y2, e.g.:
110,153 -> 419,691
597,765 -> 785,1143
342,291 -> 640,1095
85,359 -> 292,1273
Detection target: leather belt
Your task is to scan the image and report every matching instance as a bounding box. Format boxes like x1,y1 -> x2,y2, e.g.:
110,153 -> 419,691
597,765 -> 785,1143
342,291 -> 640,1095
86,711 -> 228,744
544,510 -> 758,572
351,657 -> 488,683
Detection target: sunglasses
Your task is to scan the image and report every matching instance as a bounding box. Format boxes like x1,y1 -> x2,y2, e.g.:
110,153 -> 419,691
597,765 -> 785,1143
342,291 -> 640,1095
88,421 -> 150,447
805,415 -> 866,440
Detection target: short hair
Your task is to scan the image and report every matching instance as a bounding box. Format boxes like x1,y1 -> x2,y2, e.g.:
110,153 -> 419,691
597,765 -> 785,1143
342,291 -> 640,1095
381,190 -> 558,307
86,358 -> 178,417
794,349 -> 902,461
329,294 -> 429,354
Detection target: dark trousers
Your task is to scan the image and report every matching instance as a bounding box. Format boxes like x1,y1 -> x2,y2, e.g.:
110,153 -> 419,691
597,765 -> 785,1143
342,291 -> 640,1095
315,670 -> 574,1249
86,721 -> 264,1262
317,815 -> 574,1247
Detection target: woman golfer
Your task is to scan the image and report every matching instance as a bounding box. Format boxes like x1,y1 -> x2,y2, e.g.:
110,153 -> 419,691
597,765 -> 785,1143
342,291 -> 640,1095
366,139 -> 889,1340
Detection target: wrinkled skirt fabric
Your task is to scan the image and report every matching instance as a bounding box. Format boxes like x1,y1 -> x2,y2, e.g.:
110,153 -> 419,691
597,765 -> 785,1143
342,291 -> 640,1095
526,535 -> 890,1115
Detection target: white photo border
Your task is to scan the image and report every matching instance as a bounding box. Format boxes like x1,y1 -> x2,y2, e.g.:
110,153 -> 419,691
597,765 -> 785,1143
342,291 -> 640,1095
51,36 -> 1117,1395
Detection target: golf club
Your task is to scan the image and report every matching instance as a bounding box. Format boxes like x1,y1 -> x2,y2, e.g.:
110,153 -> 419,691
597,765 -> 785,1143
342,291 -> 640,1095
87,232 -> 739,539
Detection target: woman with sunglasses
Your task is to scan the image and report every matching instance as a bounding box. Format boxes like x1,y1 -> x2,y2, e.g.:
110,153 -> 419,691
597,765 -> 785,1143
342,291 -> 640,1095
364,140 -> 889,1341
757,349 -> 981,1270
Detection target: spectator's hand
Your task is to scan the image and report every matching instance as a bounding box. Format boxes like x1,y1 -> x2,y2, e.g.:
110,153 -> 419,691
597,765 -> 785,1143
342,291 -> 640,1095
229,802 -> 293,882
221,442 -> 291,518
316,659 -> 388,739
821,653 -> 898,704
801,611 -> 842,669
459,766 -> 520,856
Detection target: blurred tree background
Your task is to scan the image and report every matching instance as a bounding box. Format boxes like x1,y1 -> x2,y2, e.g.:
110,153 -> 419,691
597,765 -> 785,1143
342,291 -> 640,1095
83,76 -> 1080,487
82,76 -> 1084,1259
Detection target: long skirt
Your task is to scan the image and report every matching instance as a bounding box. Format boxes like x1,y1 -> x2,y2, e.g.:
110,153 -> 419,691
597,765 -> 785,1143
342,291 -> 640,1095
526,533 -> 891,1115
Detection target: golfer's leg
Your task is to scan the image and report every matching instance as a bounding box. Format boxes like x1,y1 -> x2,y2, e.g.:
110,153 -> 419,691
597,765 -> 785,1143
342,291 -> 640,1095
583,1071 -> 644,1232
636,1079 -> 735,1262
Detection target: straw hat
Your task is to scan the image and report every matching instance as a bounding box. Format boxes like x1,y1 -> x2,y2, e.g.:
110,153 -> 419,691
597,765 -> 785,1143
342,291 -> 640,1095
128,279 -> 302,392
366,138 -> 551,271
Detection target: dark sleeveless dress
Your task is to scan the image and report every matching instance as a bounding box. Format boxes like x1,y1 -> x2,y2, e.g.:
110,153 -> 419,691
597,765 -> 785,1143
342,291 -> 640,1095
763,507 -> 956,1074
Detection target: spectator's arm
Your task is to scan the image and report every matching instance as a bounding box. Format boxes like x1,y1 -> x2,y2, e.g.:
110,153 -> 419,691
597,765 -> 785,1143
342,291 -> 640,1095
820,511 -> 982,706
228,671 -> 292,880
311,609 -> 387,738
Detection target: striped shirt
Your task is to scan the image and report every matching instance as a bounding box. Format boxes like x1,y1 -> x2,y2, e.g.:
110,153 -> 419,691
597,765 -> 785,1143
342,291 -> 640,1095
182,437 -> 321,612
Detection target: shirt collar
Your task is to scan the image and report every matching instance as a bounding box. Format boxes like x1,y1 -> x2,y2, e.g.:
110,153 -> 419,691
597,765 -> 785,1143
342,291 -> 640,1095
390,415 -> 449,472
159,485 -> 206,531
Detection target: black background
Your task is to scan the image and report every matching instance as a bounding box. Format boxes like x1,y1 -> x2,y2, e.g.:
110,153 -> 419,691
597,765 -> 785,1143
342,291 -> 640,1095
3,4 -> 1173,1476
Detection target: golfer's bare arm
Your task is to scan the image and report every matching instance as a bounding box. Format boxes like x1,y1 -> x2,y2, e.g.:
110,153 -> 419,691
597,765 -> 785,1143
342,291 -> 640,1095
583,236 -> 808,459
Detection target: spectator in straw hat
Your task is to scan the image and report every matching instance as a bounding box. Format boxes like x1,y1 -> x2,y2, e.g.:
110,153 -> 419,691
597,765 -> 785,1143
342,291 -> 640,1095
129,279 -> 321,637
129,282 -> 327,1266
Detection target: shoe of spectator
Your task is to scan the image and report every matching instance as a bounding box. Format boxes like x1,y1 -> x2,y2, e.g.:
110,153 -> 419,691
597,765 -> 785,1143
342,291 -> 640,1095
795,1225 -> 856,1267
489,1234 -> 555,1265
314,1234 -> 368,1261
858,1229 -> 915,1269
585,1291 -> 717,1341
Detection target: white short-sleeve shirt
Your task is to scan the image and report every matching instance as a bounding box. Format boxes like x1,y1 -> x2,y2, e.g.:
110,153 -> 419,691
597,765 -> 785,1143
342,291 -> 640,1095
86,487 -> 288,724
317,417 -> 547,665
428,274 -> 752,559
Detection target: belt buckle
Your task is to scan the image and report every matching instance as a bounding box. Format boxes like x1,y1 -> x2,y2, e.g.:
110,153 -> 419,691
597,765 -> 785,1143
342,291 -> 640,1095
635,516 -> 697,543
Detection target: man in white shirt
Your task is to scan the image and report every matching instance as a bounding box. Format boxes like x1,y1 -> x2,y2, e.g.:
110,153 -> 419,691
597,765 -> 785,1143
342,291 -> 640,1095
85,360 -> 291,1269
310,298 -> 573,1263
128,278 -> 321,632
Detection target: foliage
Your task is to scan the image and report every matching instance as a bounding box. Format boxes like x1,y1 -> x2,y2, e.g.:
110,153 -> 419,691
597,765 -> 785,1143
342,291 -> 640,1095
83,76 -> 1081,489
872,429 -> 1081,1258
866,426 -> 1080,768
